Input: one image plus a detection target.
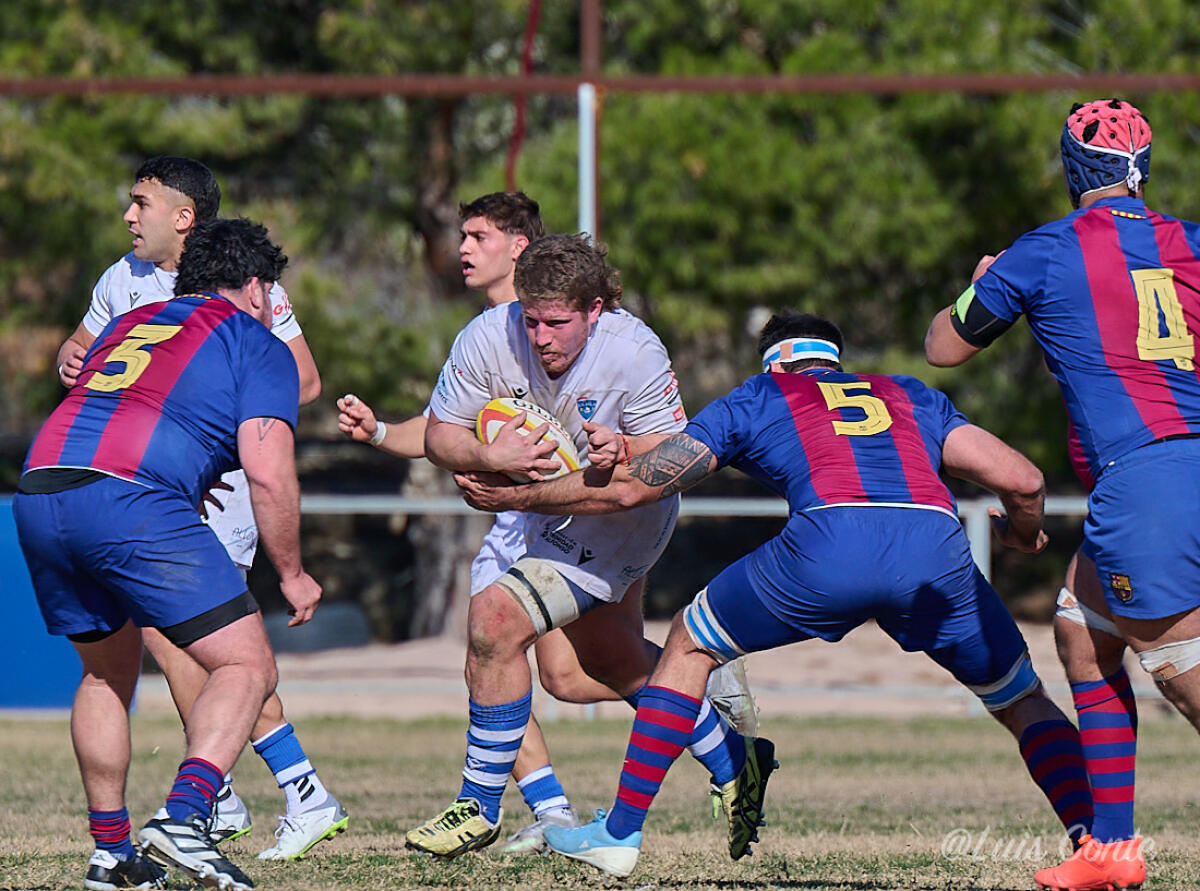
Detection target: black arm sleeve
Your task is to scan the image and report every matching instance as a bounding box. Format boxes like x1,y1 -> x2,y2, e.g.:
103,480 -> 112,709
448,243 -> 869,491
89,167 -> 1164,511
949,285 -> 1015,348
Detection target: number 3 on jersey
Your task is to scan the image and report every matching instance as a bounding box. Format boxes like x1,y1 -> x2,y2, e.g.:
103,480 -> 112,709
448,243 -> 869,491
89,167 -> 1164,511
1133,267 -> 1195,371
817,380 -> 893,436
83,324 -> 182,393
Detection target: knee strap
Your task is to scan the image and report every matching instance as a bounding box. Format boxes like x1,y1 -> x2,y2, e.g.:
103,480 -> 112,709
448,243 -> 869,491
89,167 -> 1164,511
1055,587 -> 1122,639
682,587 -> 745,665
1137,636 -> 1200,682
494,558 -> 582,638
968,650 -> 1041,712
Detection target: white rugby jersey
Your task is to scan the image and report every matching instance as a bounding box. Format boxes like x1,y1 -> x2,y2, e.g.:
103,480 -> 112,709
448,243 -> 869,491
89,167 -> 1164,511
81,252 -> 304,569
84,252 -> 302,342
430,302 -> 687,457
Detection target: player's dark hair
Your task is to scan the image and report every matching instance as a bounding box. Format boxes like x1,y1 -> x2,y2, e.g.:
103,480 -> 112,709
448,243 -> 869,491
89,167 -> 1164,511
515,234 -> 622,312
459,191 -> 545,242
174,218 -> 287,296
757,311 -> 844,371
134,156 -> 221,222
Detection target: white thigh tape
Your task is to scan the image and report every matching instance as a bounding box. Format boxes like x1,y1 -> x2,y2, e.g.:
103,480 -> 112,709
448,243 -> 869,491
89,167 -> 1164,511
495,558 -> 582,638
1055,588 -> 1122,639
1138,636 -> 1200,683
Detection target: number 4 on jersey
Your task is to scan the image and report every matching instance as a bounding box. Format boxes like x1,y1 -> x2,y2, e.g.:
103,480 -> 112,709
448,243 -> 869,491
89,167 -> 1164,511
1133,267 -> 1195,371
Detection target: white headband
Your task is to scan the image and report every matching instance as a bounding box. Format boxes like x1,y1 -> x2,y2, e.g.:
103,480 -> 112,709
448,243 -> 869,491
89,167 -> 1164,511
761,337 -> 840,372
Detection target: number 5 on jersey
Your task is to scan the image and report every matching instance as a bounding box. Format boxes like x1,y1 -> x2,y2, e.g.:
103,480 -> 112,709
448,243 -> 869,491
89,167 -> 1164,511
817,380 -> 893,436
83,324 -> 182,393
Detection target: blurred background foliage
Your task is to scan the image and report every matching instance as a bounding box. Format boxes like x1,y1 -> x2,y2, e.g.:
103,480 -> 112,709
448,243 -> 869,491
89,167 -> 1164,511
5,0 -> 1200,635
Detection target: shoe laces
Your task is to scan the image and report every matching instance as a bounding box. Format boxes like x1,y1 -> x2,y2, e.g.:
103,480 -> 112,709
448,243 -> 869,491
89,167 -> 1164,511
274,814 -> 301,839
432,801 -> 478,831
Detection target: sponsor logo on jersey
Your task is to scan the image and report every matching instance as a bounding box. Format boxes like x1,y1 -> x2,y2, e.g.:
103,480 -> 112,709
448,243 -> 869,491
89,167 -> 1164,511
663,371 -> 678,399
578,547 -> 595,565
540,526 -> 576,555
513,386 -> 528,398
576,398 -> 598,420
673,406 -> 686,423
1110,573 -> 1133,603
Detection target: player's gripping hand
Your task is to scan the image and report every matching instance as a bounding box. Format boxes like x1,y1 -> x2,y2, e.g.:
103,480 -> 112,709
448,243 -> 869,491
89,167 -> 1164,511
198,479 -> 235,520
59,347 -> 87,388
337,393 -> 380,443
486,412 -> 563,481
455,471 -> 522,512
281,571 -> 322,627
988,506 -> 1048,554
582,421 -> 624,469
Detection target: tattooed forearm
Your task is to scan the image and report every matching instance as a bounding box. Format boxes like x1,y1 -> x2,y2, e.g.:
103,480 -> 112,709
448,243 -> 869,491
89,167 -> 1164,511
257,418 -> 278,441
628,433 -> 714,496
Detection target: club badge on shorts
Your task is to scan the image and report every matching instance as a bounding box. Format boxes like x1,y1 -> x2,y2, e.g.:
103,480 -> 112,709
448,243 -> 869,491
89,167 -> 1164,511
1109,573 -> 1133,603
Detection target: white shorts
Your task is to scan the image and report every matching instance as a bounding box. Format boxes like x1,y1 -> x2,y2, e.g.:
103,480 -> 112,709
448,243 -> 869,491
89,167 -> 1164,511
470,510 -> 526,596
519,495 -> 679,604
202,469 -> 258,571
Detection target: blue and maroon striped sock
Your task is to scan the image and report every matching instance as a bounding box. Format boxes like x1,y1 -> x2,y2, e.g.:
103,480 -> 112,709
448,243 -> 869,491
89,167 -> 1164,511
606,686 -> 701,839
1018,718 -> 1093,843
165,757 -> 224,823
89,807 -> 136,860
626,683 -> 745,786
1072,669 -> 1137,842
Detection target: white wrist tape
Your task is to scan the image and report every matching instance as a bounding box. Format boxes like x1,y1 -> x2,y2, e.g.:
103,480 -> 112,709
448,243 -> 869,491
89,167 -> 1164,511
369,420 -> 387,446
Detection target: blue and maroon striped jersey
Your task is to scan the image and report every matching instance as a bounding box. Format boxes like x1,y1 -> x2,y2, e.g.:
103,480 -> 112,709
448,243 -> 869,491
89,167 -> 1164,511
972,196 -> 1200,479
25,294 -> 298,505
684,369 -> 967,514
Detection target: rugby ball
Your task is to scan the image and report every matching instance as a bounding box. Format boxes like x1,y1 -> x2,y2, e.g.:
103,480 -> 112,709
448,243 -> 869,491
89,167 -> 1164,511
475,397 -> 582,483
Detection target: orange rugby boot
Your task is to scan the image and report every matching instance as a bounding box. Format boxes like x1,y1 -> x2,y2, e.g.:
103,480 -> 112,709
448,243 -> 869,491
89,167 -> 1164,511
1034,834 -> 1145,891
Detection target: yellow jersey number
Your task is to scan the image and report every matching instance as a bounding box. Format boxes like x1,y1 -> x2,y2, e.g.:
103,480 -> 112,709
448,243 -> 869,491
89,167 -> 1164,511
816,380 -> 893,436
83,324 -> 183,393
1133,267 -> 1195,371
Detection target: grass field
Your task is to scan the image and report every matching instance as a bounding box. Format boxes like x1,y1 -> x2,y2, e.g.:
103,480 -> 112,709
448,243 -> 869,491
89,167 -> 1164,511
1,711 -> 1195,890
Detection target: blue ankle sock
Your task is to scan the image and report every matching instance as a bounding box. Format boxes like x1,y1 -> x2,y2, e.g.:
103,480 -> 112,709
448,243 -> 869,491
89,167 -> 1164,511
458,691 -> 531,824
89,807 -> 136,860
518,764 -> 570,816
165,757 -> 224,823
253,722 -> 314,786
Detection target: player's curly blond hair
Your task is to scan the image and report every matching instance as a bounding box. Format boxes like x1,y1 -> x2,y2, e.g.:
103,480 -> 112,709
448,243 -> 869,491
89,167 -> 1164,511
514,233 -> 622,312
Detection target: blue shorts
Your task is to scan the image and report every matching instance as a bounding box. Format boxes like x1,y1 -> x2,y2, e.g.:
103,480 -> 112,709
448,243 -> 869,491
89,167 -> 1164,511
690,506 -> 1031,691
13,477 -> 250,640
1083,438 -> 1200,620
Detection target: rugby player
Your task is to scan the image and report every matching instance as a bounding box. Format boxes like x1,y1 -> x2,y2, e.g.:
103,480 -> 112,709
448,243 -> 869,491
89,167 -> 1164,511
403,234 -> 772,861
925,98 -> 1196,890
459,312 -> 1095,881
17,218 -> 318,891
54,157 -> 344,861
